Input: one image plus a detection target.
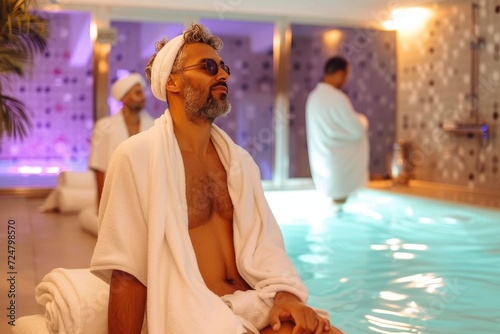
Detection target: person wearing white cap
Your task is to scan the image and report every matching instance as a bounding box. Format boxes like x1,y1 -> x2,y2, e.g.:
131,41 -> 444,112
90,24 -> 343,334
88,73 -> 155,208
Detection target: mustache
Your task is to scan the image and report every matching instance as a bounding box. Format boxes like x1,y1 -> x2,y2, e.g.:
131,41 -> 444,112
211,82 -> 228,91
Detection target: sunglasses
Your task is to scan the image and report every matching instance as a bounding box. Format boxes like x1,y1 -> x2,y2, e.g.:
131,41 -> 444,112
178,58 -> 231,76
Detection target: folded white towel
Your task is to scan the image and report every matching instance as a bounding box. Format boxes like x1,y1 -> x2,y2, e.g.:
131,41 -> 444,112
57,187 -> 96,213
58,171 -> 96,189
35,268 -> 109,334
12,314 -> 50,334
91,110 -> 318,333
38,171 -> 96,213
78,205 -> 99,236
38,188 -> 59,212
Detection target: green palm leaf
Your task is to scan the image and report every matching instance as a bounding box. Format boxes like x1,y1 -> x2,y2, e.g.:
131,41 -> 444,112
0,45 -> 28,76
0,85 -> 32,139
0,0 -> 49,141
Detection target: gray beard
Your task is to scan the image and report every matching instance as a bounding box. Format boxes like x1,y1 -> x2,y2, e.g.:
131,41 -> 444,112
182,77 -> 232,123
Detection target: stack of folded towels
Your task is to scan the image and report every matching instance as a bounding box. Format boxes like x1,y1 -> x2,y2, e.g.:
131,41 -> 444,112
13,268 -> 109,334
38,171 -> 96,213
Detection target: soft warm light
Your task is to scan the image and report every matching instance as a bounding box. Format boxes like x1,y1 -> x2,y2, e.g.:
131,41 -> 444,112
365,314 -> 413,331
402,243 -> 428,251
379,291 -> 408,301
393,252 -> 415,260
383,7 -> 432,31
392,273 -> 444,293
90,21 -> 98,42
18,166 -> 43,174
322,29 -> 343,50
46,166 -> 61,174
16,165 -> 61,175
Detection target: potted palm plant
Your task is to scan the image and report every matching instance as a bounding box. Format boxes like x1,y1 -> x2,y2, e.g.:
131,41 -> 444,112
0,0 -> 49,140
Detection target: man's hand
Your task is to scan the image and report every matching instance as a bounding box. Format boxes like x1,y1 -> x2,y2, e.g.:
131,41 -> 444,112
269,291 -> 332,334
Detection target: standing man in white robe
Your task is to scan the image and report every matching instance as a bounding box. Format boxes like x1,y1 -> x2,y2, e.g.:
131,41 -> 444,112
306,56 -> 369,210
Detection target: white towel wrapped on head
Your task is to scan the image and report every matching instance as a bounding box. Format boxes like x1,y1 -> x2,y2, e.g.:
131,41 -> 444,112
111,73 -> 146,101
150,35 -> 185,101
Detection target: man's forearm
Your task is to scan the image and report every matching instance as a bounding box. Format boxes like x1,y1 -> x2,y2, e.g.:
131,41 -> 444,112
108,270 -> 147,334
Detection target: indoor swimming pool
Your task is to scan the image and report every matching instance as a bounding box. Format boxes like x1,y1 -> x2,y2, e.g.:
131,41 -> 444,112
266,189 -> 500,334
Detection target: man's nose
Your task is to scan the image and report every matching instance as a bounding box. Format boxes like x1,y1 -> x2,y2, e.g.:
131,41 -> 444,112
215,67 -> 229,81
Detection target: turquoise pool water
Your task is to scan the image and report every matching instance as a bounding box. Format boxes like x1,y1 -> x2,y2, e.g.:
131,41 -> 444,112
266,189 -> 500,334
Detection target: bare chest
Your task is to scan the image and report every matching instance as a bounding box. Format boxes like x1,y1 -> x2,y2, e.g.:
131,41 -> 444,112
182,151 -> 233,228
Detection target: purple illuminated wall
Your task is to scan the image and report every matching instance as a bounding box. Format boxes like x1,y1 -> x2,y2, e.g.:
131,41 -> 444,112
289,26 -> 397,178
0,15 -> 395,185
0,11 -> 93,166
214,34 -> 275,180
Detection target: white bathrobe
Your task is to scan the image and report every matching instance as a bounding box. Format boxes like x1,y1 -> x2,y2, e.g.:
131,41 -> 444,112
306,82 -> 369,199
81,110 -> 154,235
88,110 -> 154,173
90,110 -> 320,333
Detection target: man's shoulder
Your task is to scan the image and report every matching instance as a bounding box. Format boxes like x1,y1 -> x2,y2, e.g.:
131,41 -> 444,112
309,83 -> 332,95
316,83 -> 349,101
308,83 -> 339,103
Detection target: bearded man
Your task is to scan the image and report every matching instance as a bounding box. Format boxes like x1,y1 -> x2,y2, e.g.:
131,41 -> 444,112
91,23 -> 344,334
89,73 -> 154,206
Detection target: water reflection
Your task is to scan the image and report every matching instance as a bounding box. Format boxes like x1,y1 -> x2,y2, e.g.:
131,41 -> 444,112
269,189 -> 500,334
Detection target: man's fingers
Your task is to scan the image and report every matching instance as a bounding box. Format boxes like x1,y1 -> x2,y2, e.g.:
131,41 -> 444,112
313,317 -> 329,334
268,310 -> 282,331
323,318 -> 331,331
272,320 -> 281,331
290,309 -> 318,334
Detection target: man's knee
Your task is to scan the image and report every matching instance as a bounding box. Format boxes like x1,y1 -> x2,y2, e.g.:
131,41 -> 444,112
260,321 -> 295,334
260,322 -> 343,334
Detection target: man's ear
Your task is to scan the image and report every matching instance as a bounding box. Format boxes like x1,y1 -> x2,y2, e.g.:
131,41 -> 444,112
166,75 -> 181,93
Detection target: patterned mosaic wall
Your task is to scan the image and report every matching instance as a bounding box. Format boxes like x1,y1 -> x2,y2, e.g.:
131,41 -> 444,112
0,12 -> 93,165
9,4 -> 497,190
397,0 -> 500,190
289,26 -> 397,178
215,34 -> 275,180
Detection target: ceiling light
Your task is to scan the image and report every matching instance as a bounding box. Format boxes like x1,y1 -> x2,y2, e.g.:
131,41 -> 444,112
383,7 -> 432,31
